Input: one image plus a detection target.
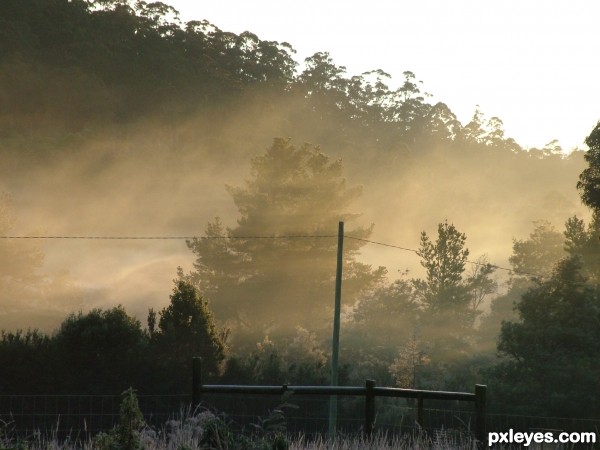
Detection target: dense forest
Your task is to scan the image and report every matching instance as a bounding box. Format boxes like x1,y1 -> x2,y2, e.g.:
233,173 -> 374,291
1,0 -> 600,421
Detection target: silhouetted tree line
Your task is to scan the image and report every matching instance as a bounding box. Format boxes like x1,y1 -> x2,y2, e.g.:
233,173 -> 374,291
0,0 -> 573,159
0,0 -> 295,128
0,280 -> 224,394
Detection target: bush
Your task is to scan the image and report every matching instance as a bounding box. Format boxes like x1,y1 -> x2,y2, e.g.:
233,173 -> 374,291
94,388 -> 145,450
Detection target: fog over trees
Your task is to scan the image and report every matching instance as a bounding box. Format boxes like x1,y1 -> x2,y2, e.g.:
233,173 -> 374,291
1,0 -> 599,419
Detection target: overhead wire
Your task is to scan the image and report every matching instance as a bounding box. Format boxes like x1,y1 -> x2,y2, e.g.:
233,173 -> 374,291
344,235 -> 544,279
0,235 -> 337,240
0,233 -> 544,278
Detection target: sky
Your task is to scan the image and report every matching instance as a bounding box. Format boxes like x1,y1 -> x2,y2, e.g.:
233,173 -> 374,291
164,0 -> 600,152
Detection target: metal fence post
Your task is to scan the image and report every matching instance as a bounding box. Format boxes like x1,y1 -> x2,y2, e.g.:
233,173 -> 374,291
192,357 -> 202,407
475,384 -> 487,448
365,379 -> 376,437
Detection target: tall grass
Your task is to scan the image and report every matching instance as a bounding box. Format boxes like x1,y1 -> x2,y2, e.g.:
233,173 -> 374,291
1,411 -> 478,449
0,391 -> 479,449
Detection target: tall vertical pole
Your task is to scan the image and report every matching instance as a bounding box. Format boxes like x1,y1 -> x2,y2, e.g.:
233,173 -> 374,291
329,221 -> 344,443
475,384 -> 487,448
192,357 -> 202,408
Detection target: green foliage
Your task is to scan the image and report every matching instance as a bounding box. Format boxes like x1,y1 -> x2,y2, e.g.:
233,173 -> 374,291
577,120 -> 600,211
182,138 -> 386,338
491,257 -> 600,417
388,332 -> 430,388
415,221 -> 471,315
150,280 -> 228,387
94,388 -> 146,450
156,281 -> 226,366
53,306 -> 147,392
345,222 -> 497,388
0,283 -> 229,394
564,213 -> 600,282
0,0 -> 297,133
413,222 -> 496,360
479,220 -> 568,352
345,279 -> 419,385
0,0 -> 590,416
509,220 -> 567,278
0,329 -> 51,393
221,328 -> 329,386
196,408 -> 291,450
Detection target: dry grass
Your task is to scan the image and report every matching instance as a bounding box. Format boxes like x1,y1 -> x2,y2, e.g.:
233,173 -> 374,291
0,407 -> 479,450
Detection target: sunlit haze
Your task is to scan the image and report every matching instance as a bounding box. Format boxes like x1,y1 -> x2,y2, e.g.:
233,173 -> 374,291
0,0 -> 596,334
3,0 -> 600,430
166,0 -> 600,151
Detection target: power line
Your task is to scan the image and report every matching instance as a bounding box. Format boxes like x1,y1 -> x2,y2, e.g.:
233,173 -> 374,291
0,235 -> 337,240
0,233 -> 544,278
345,235 -> 544,279
344,236 -> 418,254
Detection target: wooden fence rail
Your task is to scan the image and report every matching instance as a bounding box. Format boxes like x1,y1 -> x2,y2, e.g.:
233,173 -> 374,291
192,357 -> 487,444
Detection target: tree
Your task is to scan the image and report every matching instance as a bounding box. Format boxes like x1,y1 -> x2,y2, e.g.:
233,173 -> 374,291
509,220 -> 567,278
388,330 -> 430,389
181,138 -> 386,341
563,214 -> 600,282
0,329 -> 52,393
413,221 -> 495,359
94,388 -> 146,450
491,257 -> 600,417
478,221 -> 565,352
53,306 -> 147,393
576,120 -> 600,211
387,71 -> 431,142
343,278 -> 420,385
569,120 -> 600,280
151,280 -> 227,381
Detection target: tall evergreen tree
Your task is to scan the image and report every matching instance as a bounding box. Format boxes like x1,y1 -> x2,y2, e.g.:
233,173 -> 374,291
577,120 -> 600,211
150,280 -> 227,380
413,222 -> 495,360
181,138 -> 386,341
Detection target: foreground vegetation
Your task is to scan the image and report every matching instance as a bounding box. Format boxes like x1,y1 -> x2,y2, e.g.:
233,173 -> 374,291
0,389 -> 478,450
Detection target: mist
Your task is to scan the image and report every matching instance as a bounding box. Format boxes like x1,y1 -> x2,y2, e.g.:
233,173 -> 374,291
0,90 -> 588,333
0,0 -> 590,340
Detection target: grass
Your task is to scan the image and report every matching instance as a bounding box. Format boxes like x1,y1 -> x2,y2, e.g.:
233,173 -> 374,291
0,411 -> 478,450
0,390 -> 480,449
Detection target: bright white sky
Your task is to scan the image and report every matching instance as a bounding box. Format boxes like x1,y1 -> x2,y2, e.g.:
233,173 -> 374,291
163,0 -> 600,152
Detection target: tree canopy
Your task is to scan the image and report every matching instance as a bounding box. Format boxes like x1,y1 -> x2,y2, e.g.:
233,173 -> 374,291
413,222 -> 496,360
492,257 -> 600,417
150,280 -> 227,379
181,138 -> 386,340
577,121 -> 600,211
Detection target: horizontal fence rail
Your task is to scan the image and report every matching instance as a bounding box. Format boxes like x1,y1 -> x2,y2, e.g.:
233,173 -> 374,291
192,357 -> 487,444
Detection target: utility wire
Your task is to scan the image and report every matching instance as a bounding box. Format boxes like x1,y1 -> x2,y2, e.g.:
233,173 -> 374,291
0,233 -> 544,278
0,235 -> 337,240
344,236 -> 419,254
345,235 -> 544,279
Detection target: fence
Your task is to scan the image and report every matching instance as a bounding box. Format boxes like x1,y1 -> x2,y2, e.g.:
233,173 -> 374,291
2,393 -> 600,443
192,357 -> 487,443
0,393 -> 189,438
3,357 -> 599,444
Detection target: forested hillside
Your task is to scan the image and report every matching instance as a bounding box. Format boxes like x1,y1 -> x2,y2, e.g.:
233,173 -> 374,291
1,0 -> 599,419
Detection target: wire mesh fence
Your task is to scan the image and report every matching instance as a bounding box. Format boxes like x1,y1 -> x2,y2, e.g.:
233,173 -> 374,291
2,393 -> 599,441
0,394 -> 189,438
